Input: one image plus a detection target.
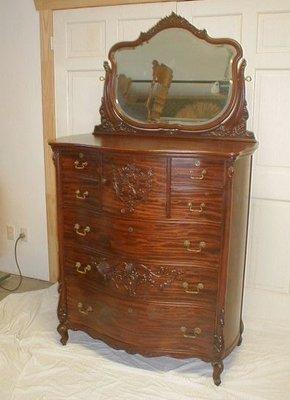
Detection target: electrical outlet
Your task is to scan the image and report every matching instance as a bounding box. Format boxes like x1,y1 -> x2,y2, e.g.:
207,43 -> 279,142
6,225 -> 15,240
20,228 -> 28,242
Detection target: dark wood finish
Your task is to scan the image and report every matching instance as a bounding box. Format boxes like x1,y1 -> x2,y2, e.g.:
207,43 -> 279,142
171,157 -> 225,189
50,14 -> 258,387
63,246 -> 218,305
66,276 -> 215,359
62,210 -> 222,263
93,12 -> 254,140
170,189 -> 223,223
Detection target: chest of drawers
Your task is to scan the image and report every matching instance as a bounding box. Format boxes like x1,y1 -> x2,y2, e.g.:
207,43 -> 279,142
51,134 -> 257,385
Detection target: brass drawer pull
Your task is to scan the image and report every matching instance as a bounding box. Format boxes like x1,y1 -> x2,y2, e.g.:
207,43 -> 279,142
188,202 -> 206,213
74,223 -> 90,237
75,189 -> 89,200
184,240 -> 206,253
180,326 -> 202,339
182,282 -> 204,294
77,302 -> 93,315
189,168 -> 207,180
75,262 -> 91,274
74,160 -> 88,170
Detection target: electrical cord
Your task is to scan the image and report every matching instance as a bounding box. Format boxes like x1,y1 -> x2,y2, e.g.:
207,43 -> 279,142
0,233 -> 24,292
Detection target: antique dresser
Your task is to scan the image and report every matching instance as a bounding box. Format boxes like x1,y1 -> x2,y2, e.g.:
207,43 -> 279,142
50,13 -> 257,385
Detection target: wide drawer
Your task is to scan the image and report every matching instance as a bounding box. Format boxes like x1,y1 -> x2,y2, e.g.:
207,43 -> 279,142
66,277 -> 215,357
59,150 -> 100,179
102,153 -> 167,219
61,176 -> 101,210
171,157 -> 225,189
62,209 -> 222,265
170,189 -> 224,223
63,247 -> 218,305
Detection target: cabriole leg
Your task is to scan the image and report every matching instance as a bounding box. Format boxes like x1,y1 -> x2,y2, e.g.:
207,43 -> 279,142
57,323 -> 69,346
211,360 -> 224,386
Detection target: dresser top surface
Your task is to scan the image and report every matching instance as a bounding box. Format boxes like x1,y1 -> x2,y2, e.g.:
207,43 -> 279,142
50,133 -> 257,158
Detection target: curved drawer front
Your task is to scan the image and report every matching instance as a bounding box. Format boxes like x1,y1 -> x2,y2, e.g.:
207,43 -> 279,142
63,247 -> 218,305
172,157 -> 225,189
66,278 -> 215,357
170,189 -> 224,223
61,177 -> 101,210
59,150 -> 100,179
62,209 -> 222,264
102,154 -> 167,219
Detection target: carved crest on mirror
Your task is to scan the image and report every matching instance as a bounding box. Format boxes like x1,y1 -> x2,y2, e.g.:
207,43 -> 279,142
94,12 -> 254,140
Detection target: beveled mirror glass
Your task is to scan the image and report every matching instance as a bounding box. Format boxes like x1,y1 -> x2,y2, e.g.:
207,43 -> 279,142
114,28 -> 237,126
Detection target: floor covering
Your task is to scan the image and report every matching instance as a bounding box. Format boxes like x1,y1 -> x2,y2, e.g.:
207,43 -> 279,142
0,284 -> 289,400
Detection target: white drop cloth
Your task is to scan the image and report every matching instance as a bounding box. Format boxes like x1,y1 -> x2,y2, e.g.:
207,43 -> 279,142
0,284 -> 289,400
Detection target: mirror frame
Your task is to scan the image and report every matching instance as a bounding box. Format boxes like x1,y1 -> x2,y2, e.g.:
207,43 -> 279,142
94,12 -> 254,140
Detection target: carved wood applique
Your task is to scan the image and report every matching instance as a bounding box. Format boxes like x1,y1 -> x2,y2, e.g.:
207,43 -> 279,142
214,308 -> 225,354
112,163 -> 154,213
94,258 -> 183,296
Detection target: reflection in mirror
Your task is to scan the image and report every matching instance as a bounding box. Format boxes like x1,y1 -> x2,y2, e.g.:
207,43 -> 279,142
114,28 -> 237,126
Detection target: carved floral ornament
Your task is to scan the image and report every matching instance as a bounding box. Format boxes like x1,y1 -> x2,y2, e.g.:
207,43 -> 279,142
94,12 -> 255,140
94,257 -> 183,296
112,163 -> 154,213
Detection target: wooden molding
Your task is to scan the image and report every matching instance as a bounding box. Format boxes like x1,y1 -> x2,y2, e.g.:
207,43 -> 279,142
34,0 -> 173,11
39,10 -> 59,282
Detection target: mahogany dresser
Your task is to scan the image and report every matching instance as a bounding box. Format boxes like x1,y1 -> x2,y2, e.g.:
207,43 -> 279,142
50,13 -> 257,385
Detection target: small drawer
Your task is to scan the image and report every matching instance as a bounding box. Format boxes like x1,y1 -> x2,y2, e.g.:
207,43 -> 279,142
62,247 -> 218,306
59,150 -> 100,178
61,177 -> 101,210
66,277 -> 215,357
171,157 -> 225,189
170,189 -> 224,223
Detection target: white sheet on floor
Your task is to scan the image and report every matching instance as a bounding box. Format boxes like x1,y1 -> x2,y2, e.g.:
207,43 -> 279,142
0,284 -> 289,400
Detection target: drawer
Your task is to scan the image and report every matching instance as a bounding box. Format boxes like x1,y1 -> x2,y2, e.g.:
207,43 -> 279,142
62,209 -> 222,265
171,157 -> 225,189
102,153 -> 167,218
63,247 -> 218,306
170,189 -> 224,223
59,150 -> 100,178
66,277 -> 215,357
61,177 -> 101,210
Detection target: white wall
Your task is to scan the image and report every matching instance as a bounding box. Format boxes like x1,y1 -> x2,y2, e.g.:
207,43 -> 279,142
0,0 -> 49,281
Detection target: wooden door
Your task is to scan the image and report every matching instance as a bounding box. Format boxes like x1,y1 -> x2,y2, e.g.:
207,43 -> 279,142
53,0 -> 290,307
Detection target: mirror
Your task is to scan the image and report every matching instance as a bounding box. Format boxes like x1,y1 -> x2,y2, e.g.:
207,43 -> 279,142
114,28 -> 237,126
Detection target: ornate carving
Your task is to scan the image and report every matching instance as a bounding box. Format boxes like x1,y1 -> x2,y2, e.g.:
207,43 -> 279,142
209,101 -> 252,138
57,283 -> 69,345
103,60 -> 111,72
94,98 -> 140,135
112,163 -> 154,213
228,166 -> 235,178
94,258 -> 183,296
219,307 -> 225,327
52,149 -> 60,166
93,13 -> 256,141
138,12 -> 210,42
214,334 -> 224,353
213,307 -> 225,354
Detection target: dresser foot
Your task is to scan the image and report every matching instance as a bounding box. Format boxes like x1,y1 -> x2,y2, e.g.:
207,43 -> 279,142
211,361 -> 224,386
57,323 -> 69,346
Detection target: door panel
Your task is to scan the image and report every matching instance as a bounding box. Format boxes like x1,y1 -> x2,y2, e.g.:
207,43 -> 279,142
54,0 -> 290,295
53,2 -> 176,137
178,0 -> 290,294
